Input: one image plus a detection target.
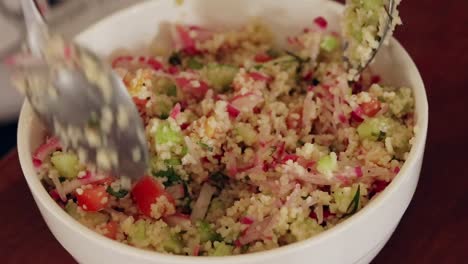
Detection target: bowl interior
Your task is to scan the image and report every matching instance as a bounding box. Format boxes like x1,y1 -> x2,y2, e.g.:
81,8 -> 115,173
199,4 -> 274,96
17,0 -> 428,262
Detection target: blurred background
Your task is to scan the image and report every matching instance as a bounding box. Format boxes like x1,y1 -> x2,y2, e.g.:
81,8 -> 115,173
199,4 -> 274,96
0,0 -> 143,157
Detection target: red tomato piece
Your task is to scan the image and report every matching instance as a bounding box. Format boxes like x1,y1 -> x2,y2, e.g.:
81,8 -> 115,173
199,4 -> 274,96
104,221 -> 119,240
76,185 -> 110,212
360,99 -> 381,117
131,176 -> 174,217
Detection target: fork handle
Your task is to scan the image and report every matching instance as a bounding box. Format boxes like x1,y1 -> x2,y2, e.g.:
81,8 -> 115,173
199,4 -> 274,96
21,0 -> 48,57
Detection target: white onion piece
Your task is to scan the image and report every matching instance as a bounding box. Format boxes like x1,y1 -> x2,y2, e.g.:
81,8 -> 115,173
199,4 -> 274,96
190,183 -> 216,222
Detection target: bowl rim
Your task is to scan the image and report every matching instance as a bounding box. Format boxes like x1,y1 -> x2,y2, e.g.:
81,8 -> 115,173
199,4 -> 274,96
17,0 -> 429,262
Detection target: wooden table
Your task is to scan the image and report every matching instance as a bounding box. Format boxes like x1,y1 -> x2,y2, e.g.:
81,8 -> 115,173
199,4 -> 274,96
2,1 -> 467,263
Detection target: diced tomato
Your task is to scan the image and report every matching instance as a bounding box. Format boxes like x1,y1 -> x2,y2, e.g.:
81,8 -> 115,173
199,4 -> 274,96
254,53 -> 272,63
132,176 -> 174,217
146,58 -> 164,71
314,16 -> 328,29
360,99 -> 381,117
104,221 -> 119,240
132,97 -> 148,112
175,77 -> 209,99
76,185 -> 110,212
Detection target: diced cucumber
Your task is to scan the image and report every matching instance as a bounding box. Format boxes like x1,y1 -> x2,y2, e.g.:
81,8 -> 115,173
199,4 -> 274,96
65,200 -> 81,220
153,167 -> 181,186
128,220 -> 149,246
187,58 -> 204,70
209,242 -> 233,256
331,184 -> 361,214
152,97 -> 173,119
166,85 -> 178,97
363,0 -> 383,10
357,117 -> 392,141
317,152 -> 338,177
234,123 -> 257,146
290,217 -> 323,240
155,121 -> 184,145
86,211 -> 110,226
163,233 -> 184,254
51,152 -> 80,179
65,201 -> 109,226
388,88 -> 414,117
320,35 -> 339,52
201,63 -> 239,92
153,77 -> 178,97
197,220 -> 221,243
164,158 -> 182,166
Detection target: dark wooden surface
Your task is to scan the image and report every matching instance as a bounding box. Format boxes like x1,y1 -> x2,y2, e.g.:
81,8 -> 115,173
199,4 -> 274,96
1,1 -> 468,263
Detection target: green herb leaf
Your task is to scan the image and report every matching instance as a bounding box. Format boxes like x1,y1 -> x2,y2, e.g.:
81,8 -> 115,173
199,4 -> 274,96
106,186 -> 129,198
266,48 -> 280,58
198,142 -> 213,151
345,185 -> 361,216
285,50 -> 310,63
153,168 -> 181,186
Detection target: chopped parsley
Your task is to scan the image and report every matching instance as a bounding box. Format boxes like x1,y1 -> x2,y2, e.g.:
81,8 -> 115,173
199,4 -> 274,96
345,185 -> 361,216
187,58 -> 203,69
153,167 -> 182,186
198,142 -> 213,151
106,186 -> 129,198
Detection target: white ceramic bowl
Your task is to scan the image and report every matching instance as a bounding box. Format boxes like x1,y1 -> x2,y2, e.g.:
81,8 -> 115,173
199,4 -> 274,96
17,0 -> 428,263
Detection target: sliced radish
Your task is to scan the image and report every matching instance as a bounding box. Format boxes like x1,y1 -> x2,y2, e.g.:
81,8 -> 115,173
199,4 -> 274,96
164,213 -> 191,228
170,103 -> 182,120
248,72 -> 272,83
226,104 -> 240,118
33,137 -> 61,168
230,92 -> 263,113
175,77 -> 209,99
